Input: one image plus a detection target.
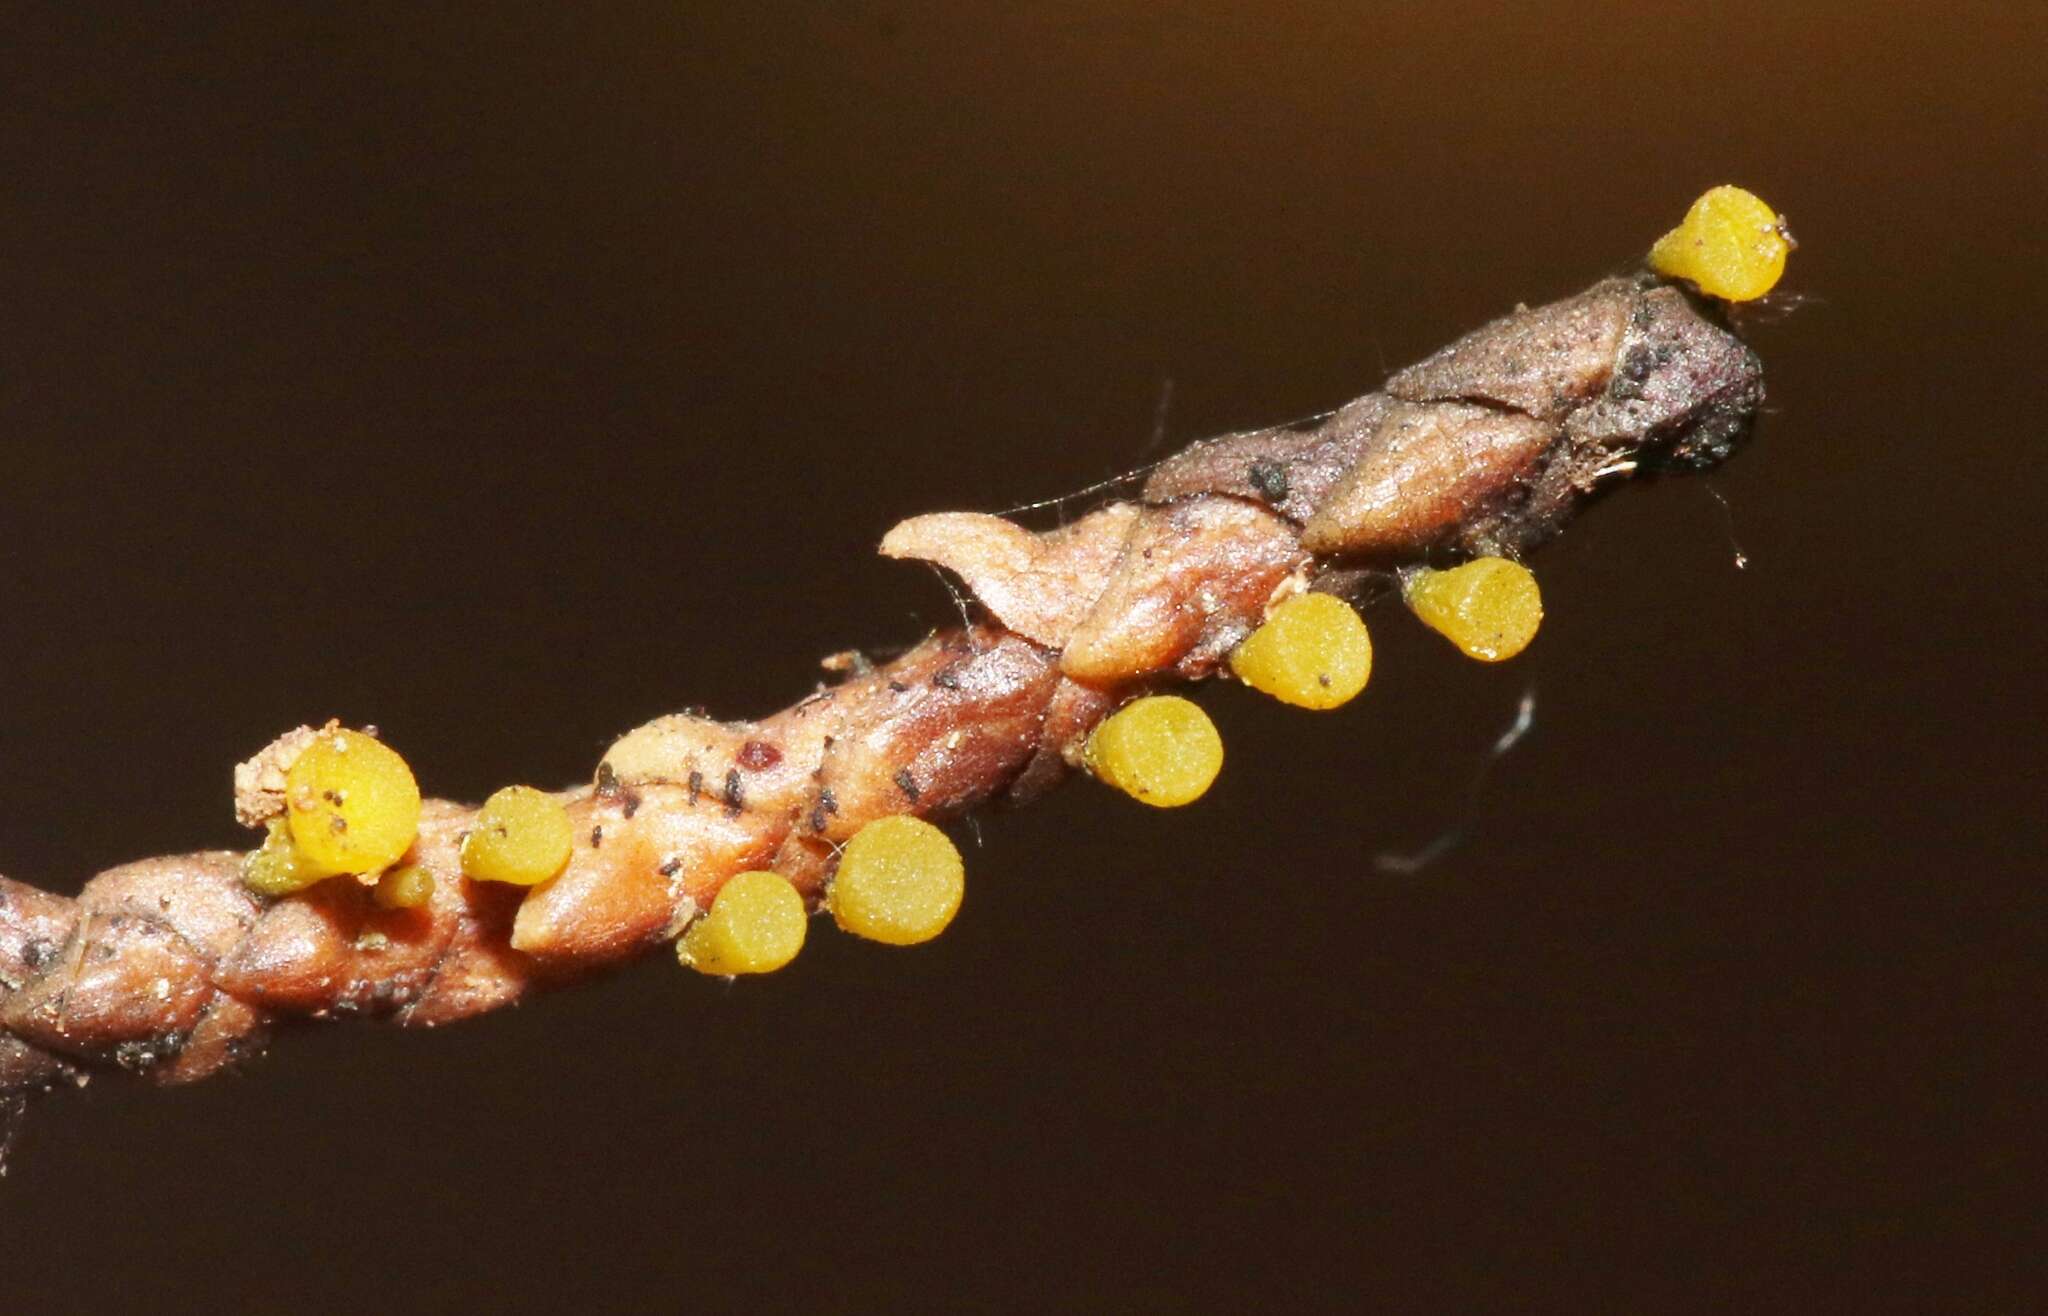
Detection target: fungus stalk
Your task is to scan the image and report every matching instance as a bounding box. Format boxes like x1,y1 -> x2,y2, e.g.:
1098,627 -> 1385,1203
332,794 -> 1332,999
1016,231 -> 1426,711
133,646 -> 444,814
0,189 -> 1786,1111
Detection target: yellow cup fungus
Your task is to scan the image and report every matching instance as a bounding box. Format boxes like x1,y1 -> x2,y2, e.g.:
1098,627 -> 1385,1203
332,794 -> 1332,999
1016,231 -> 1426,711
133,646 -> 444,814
1402,557 -> 1543,662
243,817 -> 324,898
284,728 -> 422,880
828,815 -> 964,946
1649,185 -> 1791,302
461,785 -> 575,886
1082,694 -> 1223,807
678,870 -> 809,975
372,863 -> 436,910
1229,592 -> 1373,710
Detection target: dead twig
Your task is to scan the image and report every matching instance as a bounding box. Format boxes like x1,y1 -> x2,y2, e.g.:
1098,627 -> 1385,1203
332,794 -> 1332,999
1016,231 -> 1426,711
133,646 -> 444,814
0,268 -> 1767,1116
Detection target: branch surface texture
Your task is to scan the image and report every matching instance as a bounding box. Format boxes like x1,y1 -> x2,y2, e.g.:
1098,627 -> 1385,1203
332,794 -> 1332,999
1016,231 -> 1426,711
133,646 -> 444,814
0,266 -> 1768,1106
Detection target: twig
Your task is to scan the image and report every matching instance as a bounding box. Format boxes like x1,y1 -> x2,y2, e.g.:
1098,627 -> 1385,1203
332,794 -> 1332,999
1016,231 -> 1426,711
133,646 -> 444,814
0,269 -> 1765,1112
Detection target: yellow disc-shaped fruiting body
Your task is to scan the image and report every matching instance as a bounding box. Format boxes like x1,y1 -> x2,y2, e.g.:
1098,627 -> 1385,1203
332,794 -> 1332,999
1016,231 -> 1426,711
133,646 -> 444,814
1649,186 -> 1791,302
1083,694 -> 1223,807
1402,557 -> 1543,662
243,817 -> 325,897
462,785 -> 575,886
284,727 -> 422,879
1229,592 -> 1374,710
373,863 -> 436,910
679,870 -> 809,975
828,815 -> 964,946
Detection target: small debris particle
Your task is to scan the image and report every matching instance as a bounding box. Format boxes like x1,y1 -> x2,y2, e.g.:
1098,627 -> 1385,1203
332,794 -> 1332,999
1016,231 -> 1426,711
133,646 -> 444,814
595,761 -> 621,799
888,681 -> 909,694
808,786 -> 840,833
688,770 -> 704,805
821,649 -> 876,677
1247,459 -> 1289,503
894,768 -> 921,802
114,1040 -> 165,1072
723,768 -> 745,816
591,825 -> 604,849
659,857 -> 684,877
932,666 -> 963,690
1611,345 -> 1656,400
737,740 -> 782,771
621,789 -> 641,819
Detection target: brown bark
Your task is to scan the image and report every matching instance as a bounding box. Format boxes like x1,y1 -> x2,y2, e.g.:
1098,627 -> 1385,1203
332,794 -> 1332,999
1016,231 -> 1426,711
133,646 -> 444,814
0,273 -> 1764,1103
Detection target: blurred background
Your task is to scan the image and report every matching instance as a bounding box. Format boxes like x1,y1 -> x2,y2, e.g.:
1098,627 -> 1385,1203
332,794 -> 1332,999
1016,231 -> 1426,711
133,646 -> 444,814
1,3 -> 2038,1310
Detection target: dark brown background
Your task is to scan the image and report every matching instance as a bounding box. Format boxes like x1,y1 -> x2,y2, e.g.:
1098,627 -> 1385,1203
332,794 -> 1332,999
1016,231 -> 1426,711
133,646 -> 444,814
1,3 -> 2038,1310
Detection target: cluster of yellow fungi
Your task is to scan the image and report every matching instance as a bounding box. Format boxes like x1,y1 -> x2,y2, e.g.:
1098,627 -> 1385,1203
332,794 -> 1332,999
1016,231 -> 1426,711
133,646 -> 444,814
674,551 -> 1549,978
233,546 -> 1547,985
1080,557 -> 1544,808
238,184 -> 1779,987
674,814 -> 967,978
240,727 -> 578,900
1078,180 -> 1788,809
